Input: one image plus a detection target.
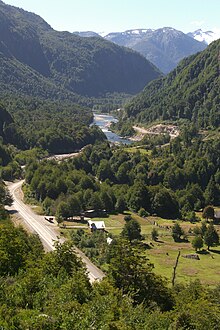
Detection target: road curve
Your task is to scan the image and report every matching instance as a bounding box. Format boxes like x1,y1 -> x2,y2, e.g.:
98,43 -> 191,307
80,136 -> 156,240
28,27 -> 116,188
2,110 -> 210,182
6,180 -> 105,283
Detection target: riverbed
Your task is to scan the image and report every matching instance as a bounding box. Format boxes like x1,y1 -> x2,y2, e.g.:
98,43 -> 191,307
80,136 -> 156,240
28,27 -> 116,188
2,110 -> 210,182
93,113 -> 132,145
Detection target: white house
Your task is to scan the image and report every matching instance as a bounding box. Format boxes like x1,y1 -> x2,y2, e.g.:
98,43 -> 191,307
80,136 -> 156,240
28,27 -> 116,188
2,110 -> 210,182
88,220 -> 106,232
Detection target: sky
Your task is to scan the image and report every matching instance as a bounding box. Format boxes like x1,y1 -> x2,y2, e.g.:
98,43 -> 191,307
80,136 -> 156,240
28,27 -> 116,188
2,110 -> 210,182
3,0 -> 220,35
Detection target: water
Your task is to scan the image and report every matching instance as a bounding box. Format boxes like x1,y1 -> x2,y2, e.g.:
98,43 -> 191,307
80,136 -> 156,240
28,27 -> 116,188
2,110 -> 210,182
93,113 -> 133,145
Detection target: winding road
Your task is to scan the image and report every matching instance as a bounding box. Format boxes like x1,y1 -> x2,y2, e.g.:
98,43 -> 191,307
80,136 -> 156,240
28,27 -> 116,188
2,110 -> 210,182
6,180 -> 105,283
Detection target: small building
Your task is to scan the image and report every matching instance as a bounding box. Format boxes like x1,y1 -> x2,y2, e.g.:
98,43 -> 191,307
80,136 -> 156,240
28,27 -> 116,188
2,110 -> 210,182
88,220 -> 106,232
82,209 -> 107,218
214,210 -> 220,221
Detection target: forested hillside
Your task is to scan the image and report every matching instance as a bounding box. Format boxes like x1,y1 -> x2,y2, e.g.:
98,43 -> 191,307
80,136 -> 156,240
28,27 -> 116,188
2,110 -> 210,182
125,39 -> 220,128
0,1 -> 161,98
24,134 -> 220,221
0,97 -> 106,154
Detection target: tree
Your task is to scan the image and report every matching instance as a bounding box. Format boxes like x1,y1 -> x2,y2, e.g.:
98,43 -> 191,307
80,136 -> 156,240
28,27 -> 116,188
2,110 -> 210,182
56,201 -> 70,222
115,195 -> 127,213
204,177 -> 218,205
192,236 -> 203,252
97,159 -> 114,182
121,219 -> 142,243
202,205 -> 215,221
127,182 -> 149,212
204,224 -> 219,250
100,190 -> 113,212
42,241 -> 88,278
0,225 -> 43,276
152,188 -> 179,219
172,223 -> 184,242
200,221 -> 207,237
193,225 -> 202,236
67,195 -> 81,215
108,239 -> 173,310
0,181 -> 12,206
151,228 -> 159,241
88,192 -> 103,211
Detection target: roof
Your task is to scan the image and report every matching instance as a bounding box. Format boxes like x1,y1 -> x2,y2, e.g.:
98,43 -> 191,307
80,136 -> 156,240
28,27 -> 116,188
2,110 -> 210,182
107,237 -> 113,244
215,210 -> 220,218
88,220 -> 106,229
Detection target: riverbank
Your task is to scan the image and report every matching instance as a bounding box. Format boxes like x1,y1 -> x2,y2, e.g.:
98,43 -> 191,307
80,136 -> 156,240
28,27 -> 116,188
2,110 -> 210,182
93,113 -> 180,144
93,113 -> 132,145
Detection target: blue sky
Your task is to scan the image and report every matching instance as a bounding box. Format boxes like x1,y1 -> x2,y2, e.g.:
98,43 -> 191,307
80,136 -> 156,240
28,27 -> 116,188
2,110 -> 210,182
3,0 -> 220,34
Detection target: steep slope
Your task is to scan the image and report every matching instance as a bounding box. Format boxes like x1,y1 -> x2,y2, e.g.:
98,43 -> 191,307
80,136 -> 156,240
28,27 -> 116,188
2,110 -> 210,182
0,103 -> 13,136
125,39 -> 220,128
0,1 -> 161,98
0,103 -> 26,148
104,28 -> 207,73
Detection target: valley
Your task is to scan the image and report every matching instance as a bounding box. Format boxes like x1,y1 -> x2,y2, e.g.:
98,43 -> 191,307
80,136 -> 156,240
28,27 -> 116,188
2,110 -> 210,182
0,0 -> 220,328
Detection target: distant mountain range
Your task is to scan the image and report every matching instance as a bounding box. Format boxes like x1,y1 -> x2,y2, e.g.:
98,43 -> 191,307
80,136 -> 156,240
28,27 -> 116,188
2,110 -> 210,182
187,29 -> 220,45
0,1 -> 161,100
76,27 -> 220,74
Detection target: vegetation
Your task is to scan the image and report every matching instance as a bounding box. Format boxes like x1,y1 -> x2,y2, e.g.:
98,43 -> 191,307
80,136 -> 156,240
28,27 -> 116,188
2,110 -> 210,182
192,235 -> 203,251
0,2 -> 220,326
0,1 -> 161,100
0,97 -> 107,154
110,120 -> 135,137
202,205 -> 215,220
121,218 -> 142,242
0,219 -> 220,328
172,223 -> 185,242
204,223 -> 219,250
125,39 -> 220,129
24,132 -> 220,220
151,227 -> 159,241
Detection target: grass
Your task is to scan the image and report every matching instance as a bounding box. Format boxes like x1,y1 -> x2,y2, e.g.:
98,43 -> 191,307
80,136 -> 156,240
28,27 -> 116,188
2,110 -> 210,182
81,211 -> 220,287
124,146 -> 151,155
148,234 -> 220,287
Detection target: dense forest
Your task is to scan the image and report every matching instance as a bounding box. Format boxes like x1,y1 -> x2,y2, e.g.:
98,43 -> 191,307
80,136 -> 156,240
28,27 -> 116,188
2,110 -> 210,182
0,97 -> 107,155
24,130 -> 220,221
125,39 -> 220,129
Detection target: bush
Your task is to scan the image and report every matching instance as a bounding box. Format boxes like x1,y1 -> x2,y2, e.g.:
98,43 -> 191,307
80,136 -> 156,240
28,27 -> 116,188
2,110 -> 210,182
138,208 -> 149,217
124,214 -> 132,222
151,228 -> 158,241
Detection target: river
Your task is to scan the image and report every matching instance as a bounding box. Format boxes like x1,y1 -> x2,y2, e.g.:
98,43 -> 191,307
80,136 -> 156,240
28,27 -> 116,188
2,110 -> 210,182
93,113 -> 132,145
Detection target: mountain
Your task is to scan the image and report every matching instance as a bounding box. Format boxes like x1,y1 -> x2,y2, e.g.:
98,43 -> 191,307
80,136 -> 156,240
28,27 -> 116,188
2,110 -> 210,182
187,29 -> 220,45
0,1 -> 161,99
124,39 -> 220,128
0,103 -> 13,136
74,31 -> 101,38
104,27 -> 207,74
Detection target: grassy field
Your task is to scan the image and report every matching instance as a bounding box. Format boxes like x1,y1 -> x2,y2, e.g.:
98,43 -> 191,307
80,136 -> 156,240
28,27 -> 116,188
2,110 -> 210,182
124,146 -> 151,156
68,211 -> 220,287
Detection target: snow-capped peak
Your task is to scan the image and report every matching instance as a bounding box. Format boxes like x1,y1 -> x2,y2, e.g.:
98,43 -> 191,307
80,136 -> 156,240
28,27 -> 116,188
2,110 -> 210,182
124,29 -> 154,35
188,29 -> 220,44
